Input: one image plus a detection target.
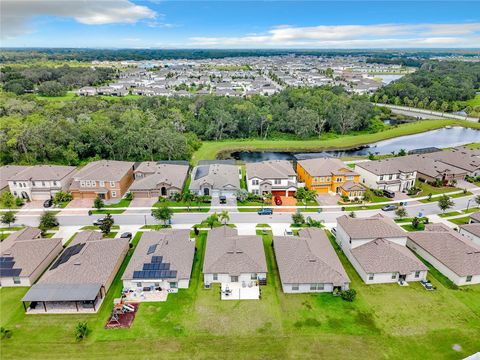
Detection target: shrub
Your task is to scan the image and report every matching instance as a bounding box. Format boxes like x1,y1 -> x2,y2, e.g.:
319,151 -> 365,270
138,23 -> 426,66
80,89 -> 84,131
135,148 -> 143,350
124,192 -> 133,201
341,289 -> 357,302
15,197 -> 24,207
74,321 -> 89,341
341,195 -> 349,202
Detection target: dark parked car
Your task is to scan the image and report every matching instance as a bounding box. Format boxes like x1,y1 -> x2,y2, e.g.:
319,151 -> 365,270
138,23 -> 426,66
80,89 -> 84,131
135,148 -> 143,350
93,218 -> 105,226
120,232 -> 132,240
43,199 -> 53,208
274,196 -> 282,206
383,189 -> 396,198
219,195 -> 227,204
381,204 -> 398,211
257,208 -> 273,215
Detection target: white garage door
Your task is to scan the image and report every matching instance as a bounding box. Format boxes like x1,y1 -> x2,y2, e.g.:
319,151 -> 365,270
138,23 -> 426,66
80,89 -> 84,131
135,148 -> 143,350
384,184 -> 400,192
31,192 -> 51,200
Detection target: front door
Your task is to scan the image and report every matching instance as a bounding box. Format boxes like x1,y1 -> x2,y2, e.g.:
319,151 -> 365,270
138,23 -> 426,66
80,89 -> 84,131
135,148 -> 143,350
161,187 -> 167,196
203,187 -> 210,196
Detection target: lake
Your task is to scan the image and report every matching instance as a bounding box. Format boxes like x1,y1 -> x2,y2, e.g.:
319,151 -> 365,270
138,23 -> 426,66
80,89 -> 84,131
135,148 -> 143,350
230,126 -> 480,162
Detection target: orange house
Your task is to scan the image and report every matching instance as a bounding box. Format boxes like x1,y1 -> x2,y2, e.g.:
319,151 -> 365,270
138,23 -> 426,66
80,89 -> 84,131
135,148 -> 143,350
296,158 -> 365,199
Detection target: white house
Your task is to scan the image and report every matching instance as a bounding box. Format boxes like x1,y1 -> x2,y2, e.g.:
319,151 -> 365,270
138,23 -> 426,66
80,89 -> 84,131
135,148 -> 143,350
246,160 -> 302,197
203,226 -> 267,299
459,223 -> 480,246
273,228 -> 350,293
8,165 -> 77,201
355,158 -> 416,192
407,224 -> 480,286
122,230 -> 195,297
336,214 -> 427,284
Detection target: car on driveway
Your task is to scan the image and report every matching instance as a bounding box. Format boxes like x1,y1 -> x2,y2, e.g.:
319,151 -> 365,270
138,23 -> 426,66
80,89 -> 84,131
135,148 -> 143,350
257,208 -> 273,215
274,196 -> 282,206
43,199 -> 53,208
120,232 -> 132,240
381,204 -> 398,211
331,227 -> 337,237
383,189 -> 396,198
219,195 -> 227,204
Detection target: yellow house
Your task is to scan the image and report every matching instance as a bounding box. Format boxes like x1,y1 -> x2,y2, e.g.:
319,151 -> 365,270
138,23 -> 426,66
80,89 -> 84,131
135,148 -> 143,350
296,158 -> 365,199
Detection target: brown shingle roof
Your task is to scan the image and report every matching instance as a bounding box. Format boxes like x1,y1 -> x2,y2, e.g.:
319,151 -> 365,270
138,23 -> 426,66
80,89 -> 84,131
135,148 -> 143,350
337,214 -> 406,240
470,211 -> 480,223
130,162 -> 189,192
351,238 -> 427,274
408,227 -> 480,277
203,226 -> 267,275
460,223 -> 480,238
299,158 -> 357,176
122,230 -> 195,282
273,228 -> 349,286
9,165 -> 77,181
0,165 -> 29,190
246,160 -> 296,180
72,160 -> 134,182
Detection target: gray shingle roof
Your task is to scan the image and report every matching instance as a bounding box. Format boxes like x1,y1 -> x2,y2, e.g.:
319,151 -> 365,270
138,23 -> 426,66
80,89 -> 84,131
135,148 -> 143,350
246,160 -> 295,180
130,162 -> 189,192
122,230 -> 195,282
0,165 -> 29,190
203,226 -> 267,275
9,165 -> 77,181
351,238 -> 427,274
190,164 -> 240,191
460,223 -> 480,238
470,211 -> 480,223
355,157 -> 415,175
337,214 -> 406,240
408,226 -> 480,277
273,228 -> 349,285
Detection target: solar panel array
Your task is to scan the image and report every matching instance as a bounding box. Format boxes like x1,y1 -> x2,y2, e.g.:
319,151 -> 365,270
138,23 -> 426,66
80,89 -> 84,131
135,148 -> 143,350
0,256 -> 22,277
50,243 -> 85,270
132,254 -> 176,279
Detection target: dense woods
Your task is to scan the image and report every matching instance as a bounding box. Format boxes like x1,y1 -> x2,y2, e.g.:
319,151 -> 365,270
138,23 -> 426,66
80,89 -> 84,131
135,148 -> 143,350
0,65 -> 115,95
0,87 -> 378,165
373,61 -> 480,111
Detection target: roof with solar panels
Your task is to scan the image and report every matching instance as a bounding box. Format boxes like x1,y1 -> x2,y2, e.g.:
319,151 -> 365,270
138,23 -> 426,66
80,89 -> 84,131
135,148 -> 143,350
22,231 -> 129,302
122,229 -> 195,282
0,227 -> 62,279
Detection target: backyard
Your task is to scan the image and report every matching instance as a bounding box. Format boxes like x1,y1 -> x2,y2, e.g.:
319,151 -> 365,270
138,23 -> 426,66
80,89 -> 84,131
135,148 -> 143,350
0,230 -> 479,359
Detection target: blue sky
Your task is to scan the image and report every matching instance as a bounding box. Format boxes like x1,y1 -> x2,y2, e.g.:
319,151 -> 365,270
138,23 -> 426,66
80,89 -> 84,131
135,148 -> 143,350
2,1 -> 479,48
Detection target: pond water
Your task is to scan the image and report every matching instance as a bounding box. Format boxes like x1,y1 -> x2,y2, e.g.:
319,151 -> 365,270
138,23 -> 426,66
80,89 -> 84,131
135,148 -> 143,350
375,74 -> 404,84
230,126 -> 480,162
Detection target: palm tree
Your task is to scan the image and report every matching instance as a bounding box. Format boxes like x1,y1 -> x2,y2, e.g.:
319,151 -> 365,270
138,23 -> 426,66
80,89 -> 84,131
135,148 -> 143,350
219,210 -> 229,225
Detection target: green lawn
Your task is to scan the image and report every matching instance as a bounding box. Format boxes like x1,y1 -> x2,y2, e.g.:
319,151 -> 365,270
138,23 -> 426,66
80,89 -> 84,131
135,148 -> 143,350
105,199 -> 132,208
91,209 -> 125,214
439,211 -> 462,218
1,229 -> 480,359
413,180 -> 462,198
448,216 -> 471,226
191,119 -> 480,164
394,217 -> 428,223
401,224 -> 426,231
140,225 -> 172,230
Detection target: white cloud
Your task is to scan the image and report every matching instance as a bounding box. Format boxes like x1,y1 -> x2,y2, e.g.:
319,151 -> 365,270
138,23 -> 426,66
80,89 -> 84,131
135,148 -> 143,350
189,23 -> 480,48
1,0 -> 156,39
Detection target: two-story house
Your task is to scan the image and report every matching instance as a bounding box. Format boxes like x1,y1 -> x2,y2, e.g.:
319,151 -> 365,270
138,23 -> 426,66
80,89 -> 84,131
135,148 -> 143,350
296,158 -> 365,199
8,165 -> 77,201
245,160 -> 302,197
69,160 -> 135,201
355,157 -> 416,192
336,214 -> 427,284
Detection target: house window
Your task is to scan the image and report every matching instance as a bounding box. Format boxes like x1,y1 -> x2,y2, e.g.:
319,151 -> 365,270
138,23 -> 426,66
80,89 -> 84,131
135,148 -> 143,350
231,276 -> 239,282
32,181 -> 36,186
336,177 -> 342,182
346,176 -> 353,180
310,283 -> 324,291
80,181 -> 85,187
414,271 -> 420,278
53,181 -> 57,186
466,275 -> 473,282
388,175 -> 393,180
110,181 -> 116,187
213,273 -> 218,281
274,179 -> 281,185
252,180 -> 259,185
326,177 -> 331,182
320,177 -> 324,182
111,191 -> 117,198
100,181 -> 105,187
379,176 -> 384,181
314,177 -> 318,182
292,284 -> 299,291
13,191 -> 17,196
391,273 -> 397,280
154,282 -> 160,287
251,273 -> 257,280
13,181 -> 16,186
136,282 -> 142,287
13,276 -> 21,284
170,282 -> 178,289
368,274 -> 374,281
42,181 -> 45,186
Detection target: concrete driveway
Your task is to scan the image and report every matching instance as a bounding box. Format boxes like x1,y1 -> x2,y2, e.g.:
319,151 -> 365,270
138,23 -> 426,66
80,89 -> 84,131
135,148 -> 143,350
65,199 -> 94,208
316,194 -> 339,206
456,179 -> 479,191
129,198 -> 157,208
211,195 -> 237,210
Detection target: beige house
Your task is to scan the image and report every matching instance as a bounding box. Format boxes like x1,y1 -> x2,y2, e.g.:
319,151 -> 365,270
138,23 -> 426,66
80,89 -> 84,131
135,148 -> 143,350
22,231 -> 129,313
129,161 -> 189,198
0,227 -> 63,287
0,165 -> 29,194
69,160 -> 134,201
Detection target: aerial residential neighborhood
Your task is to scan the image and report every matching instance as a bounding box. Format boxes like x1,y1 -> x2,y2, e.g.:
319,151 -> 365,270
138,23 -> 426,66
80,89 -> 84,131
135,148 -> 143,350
1,0 -> 480,359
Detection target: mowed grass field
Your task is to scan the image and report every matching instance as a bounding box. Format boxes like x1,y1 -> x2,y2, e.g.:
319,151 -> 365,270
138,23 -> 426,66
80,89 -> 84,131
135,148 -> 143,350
191,119 -> 480,164
1,230 -> 479,359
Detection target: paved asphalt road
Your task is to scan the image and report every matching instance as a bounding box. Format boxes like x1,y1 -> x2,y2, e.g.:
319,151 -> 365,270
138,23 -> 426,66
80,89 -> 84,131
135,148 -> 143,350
14,192 -> 479,227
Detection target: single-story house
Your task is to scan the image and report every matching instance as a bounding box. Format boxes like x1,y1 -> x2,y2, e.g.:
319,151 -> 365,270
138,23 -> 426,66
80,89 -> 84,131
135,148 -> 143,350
459,223 -> 480,246
273,228 -> 350,293
0,227 -> 63,287
425,147 -> 480,178
297,158 -> 365,199
409,154 -> 467,185
246,160 -> 301,197
22,231 -> 129,313
189,163 -> 240,197
69,160 -> 135,201
122,230 -> 195,300
8,165 -> 77,201
469,211 -> 480,224
129,161 -> 189,198
407,224 -> 480,286
336,214 -> 427,284
203,226 -> 267,299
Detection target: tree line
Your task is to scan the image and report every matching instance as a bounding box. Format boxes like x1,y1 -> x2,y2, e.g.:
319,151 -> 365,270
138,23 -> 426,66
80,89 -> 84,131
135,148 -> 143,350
373,61 -> 480,113
0,65 -> 115,96
0,87 -> 379,165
